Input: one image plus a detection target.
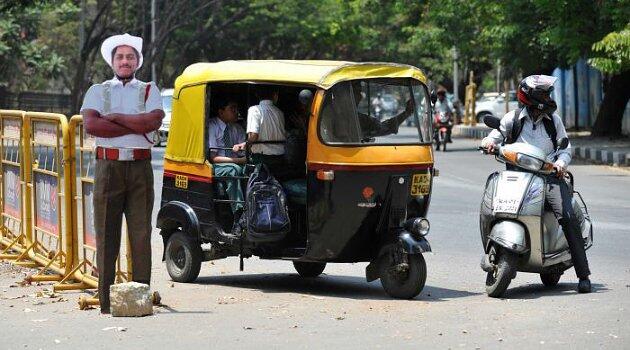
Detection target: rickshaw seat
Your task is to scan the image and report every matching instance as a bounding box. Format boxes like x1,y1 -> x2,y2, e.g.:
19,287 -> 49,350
282,179 -> 307,206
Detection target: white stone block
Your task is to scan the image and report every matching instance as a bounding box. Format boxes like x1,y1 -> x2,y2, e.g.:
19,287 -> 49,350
109,282 -> 153,317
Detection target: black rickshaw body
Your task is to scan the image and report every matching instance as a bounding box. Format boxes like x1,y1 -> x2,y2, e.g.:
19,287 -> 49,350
157,60 -> 435,298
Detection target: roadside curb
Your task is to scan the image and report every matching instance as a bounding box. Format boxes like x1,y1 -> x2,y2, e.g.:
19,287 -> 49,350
572,146 -> 630,166
453,125 -> 630,167
452,125 -> 491,139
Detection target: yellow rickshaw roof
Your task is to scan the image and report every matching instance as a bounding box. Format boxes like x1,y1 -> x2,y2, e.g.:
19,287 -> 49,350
173,60 -> 427,96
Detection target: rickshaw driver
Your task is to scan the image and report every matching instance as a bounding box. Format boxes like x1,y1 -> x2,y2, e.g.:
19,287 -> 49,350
351,81 -> 414,139
208,96 -> 246,219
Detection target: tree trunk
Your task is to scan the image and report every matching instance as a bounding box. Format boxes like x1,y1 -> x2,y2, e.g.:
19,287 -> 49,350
70,60 -> 88,115
592,70 -> 630,137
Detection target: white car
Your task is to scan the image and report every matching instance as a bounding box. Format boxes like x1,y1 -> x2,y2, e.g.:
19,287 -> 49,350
154,88 -> 173,147
475,91 -> 519,123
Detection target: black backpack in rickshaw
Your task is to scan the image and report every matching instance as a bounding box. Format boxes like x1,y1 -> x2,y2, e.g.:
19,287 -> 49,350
245,164 -> 291,242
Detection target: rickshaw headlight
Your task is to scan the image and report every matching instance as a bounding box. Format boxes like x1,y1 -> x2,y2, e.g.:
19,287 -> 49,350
406,218 -> 430,237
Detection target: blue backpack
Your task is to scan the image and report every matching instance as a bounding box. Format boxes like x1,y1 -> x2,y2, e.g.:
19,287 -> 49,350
245,164 -> 290,242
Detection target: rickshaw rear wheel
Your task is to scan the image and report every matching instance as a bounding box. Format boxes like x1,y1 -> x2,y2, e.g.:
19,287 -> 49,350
165,231 -> 202,283
379,253 -> 426,299
293,261 -> 326,277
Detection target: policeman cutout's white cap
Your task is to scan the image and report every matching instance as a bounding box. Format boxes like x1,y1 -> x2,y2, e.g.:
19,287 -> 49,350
100,33 -> 143,70
523,75 -> 557,91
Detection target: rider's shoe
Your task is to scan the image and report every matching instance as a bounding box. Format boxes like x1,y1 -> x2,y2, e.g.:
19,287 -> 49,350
578,278 -> 592,293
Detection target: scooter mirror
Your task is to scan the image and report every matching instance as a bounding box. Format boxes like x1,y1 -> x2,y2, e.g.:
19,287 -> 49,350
430,91 -> 437,105
484,115 -> 501,130
558,137 -> 569,150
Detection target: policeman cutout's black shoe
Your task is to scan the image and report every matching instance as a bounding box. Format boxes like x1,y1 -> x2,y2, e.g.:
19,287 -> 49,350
578,278 -> 591,293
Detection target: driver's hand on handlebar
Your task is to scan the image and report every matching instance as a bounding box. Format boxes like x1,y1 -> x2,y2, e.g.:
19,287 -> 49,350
485,143 -> 497,154
553,163 -> 567,178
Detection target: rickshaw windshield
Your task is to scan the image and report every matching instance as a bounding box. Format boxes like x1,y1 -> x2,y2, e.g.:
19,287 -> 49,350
319,79 -> 431,145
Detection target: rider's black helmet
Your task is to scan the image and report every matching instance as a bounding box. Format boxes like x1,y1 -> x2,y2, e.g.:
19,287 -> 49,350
517,75 -> 557,114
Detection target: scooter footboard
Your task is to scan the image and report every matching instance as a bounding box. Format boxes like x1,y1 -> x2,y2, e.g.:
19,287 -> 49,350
487,221 -> 529,254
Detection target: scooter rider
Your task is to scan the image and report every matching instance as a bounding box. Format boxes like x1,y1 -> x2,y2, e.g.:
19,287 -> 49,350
481,74 -> 592,293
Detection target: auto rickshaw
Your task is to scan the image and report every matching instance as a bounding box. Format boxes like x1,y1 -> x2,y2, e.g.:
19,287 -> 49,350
157,60 -> 436,298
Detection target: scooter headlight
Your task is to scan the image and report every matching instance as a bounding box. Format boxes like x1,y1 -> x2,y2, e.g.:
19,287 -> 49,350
516,153 -> 543,171
405,218 -> 430,237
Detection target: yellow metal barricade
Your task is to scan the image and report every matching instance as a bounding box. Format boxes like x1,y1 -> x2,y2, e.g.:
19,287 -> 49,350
56,116 -> 133,307
16,112 -> 75,280
0,110 -> 33,263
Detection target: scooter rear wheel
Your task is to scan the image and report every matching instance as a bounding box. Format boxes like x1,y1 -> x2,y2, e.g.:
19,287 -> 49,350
540,272 -> 562,287
485,247 -> 518,298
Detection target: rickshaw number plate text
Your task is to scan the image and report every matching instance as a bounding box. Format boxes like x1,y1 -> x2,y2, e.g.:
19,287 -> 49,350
175,174 -> 188,189
411,173 -> 430,196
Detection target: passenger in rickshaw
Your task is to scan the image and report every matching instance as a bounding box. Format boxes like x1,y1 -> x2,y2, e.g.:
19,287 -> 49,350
207,96 -> 246,218
234,85 -> 288,180
351,81 -> 414,140
282,89 -> 313,205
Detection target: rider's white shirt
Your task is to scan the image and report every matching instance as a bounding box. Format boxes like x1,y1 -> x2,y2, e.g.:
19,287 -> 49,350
482,108 -> 572,168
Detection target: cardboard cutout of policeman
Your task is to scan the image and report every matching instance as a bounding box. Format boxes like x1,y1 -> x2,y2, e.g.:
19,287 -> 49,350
80,33 -> 164,314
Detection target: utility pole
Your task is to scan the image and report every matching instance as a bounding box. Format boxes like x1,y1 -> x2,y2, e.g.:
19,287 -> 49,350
452,47 -> 459,102
151,0 -> 157,82
496,59 -> 501,92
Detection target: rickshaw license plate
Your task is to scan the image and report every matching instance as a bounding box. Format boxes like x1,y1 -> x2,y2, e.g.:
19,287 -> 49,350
175,174 -> 188,189
410,173 -> 430,196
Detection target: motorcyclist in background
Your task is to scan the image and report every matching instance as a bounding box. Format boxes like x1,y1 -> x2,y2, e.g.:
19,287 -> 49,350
434,87 -> 454,143
481,75 -> 592,293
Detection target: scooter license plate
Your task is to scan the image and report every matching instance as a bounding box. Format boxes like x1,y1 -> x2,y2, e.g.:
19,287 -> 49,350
493,199 -> 520,214
492,172 -> 530,214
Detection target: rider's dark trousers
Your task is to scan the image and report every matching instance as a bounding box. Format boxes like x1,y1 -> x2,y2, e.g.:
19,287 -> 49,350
546,175 -> 591,279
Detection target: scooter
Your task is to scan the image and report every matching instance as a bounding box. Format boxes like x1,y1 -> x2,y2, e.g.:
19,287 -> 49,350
478,116 -> 593,297
433,111 -> 452,152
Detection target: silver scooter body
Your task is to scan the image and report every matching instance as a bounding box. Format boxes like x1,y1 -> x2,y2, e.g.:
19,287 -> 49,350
479,143 -> 593,275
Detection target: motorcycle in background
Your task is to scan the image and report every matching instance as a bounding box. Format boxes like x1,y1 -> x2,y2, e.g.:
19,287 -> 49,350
433,110 -> 452,152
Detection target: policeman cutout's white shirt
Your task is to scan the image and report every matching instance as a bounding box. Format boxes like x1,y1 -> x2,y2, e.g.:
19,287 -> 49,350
80,77 -> 162,149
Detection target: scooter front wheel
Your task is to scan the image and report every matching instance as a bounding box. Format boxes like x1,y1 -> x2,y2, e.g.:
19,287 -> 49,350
485,247 -> 518,298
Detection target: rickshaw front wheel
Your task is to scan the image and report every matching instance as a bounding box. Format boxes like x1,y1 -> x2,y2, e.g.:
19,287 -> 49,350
293,261 -> 326,277
165,231 -> 202,283
379,253 -> 427,299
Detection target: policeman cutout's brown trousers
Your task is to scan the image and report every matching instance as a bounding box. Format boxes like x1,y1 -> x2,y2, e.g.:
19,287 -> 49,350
94,158 -> 154,312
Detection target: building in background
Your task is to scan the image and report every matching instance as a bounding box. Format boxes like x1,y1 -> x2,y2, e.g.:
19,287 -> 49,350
552,59 -> 630,135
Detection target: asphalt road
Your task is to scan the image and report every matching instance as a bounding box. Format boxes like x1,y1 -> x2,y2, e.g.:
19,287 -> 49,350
1,137 -> 629,349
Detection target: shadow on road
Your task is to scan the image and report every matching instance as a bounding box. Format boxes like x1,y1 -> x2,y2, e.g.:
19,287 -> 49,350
195,273 -> 480,302
502,282 -> 608,299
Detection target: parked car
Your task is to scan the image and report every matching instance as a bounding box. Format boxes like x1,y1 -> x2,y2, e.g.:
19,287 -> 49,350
475,91 -> 518,123
154,88 -> 173,146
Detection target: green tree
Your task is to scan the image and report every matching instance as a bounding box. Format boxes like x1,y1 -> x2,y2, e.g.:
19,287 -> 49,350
589,24 -> 630,136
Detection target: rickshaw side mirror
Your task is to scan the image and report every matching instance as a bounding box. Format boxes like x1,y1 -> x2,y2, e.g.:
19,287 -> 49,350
430,91 -> 437,105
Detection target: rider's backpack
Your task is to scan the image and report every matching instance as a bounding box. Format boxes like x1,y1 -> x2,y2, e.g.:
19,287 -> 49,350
245,164 -> 290,242
508,108 -> 557,150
